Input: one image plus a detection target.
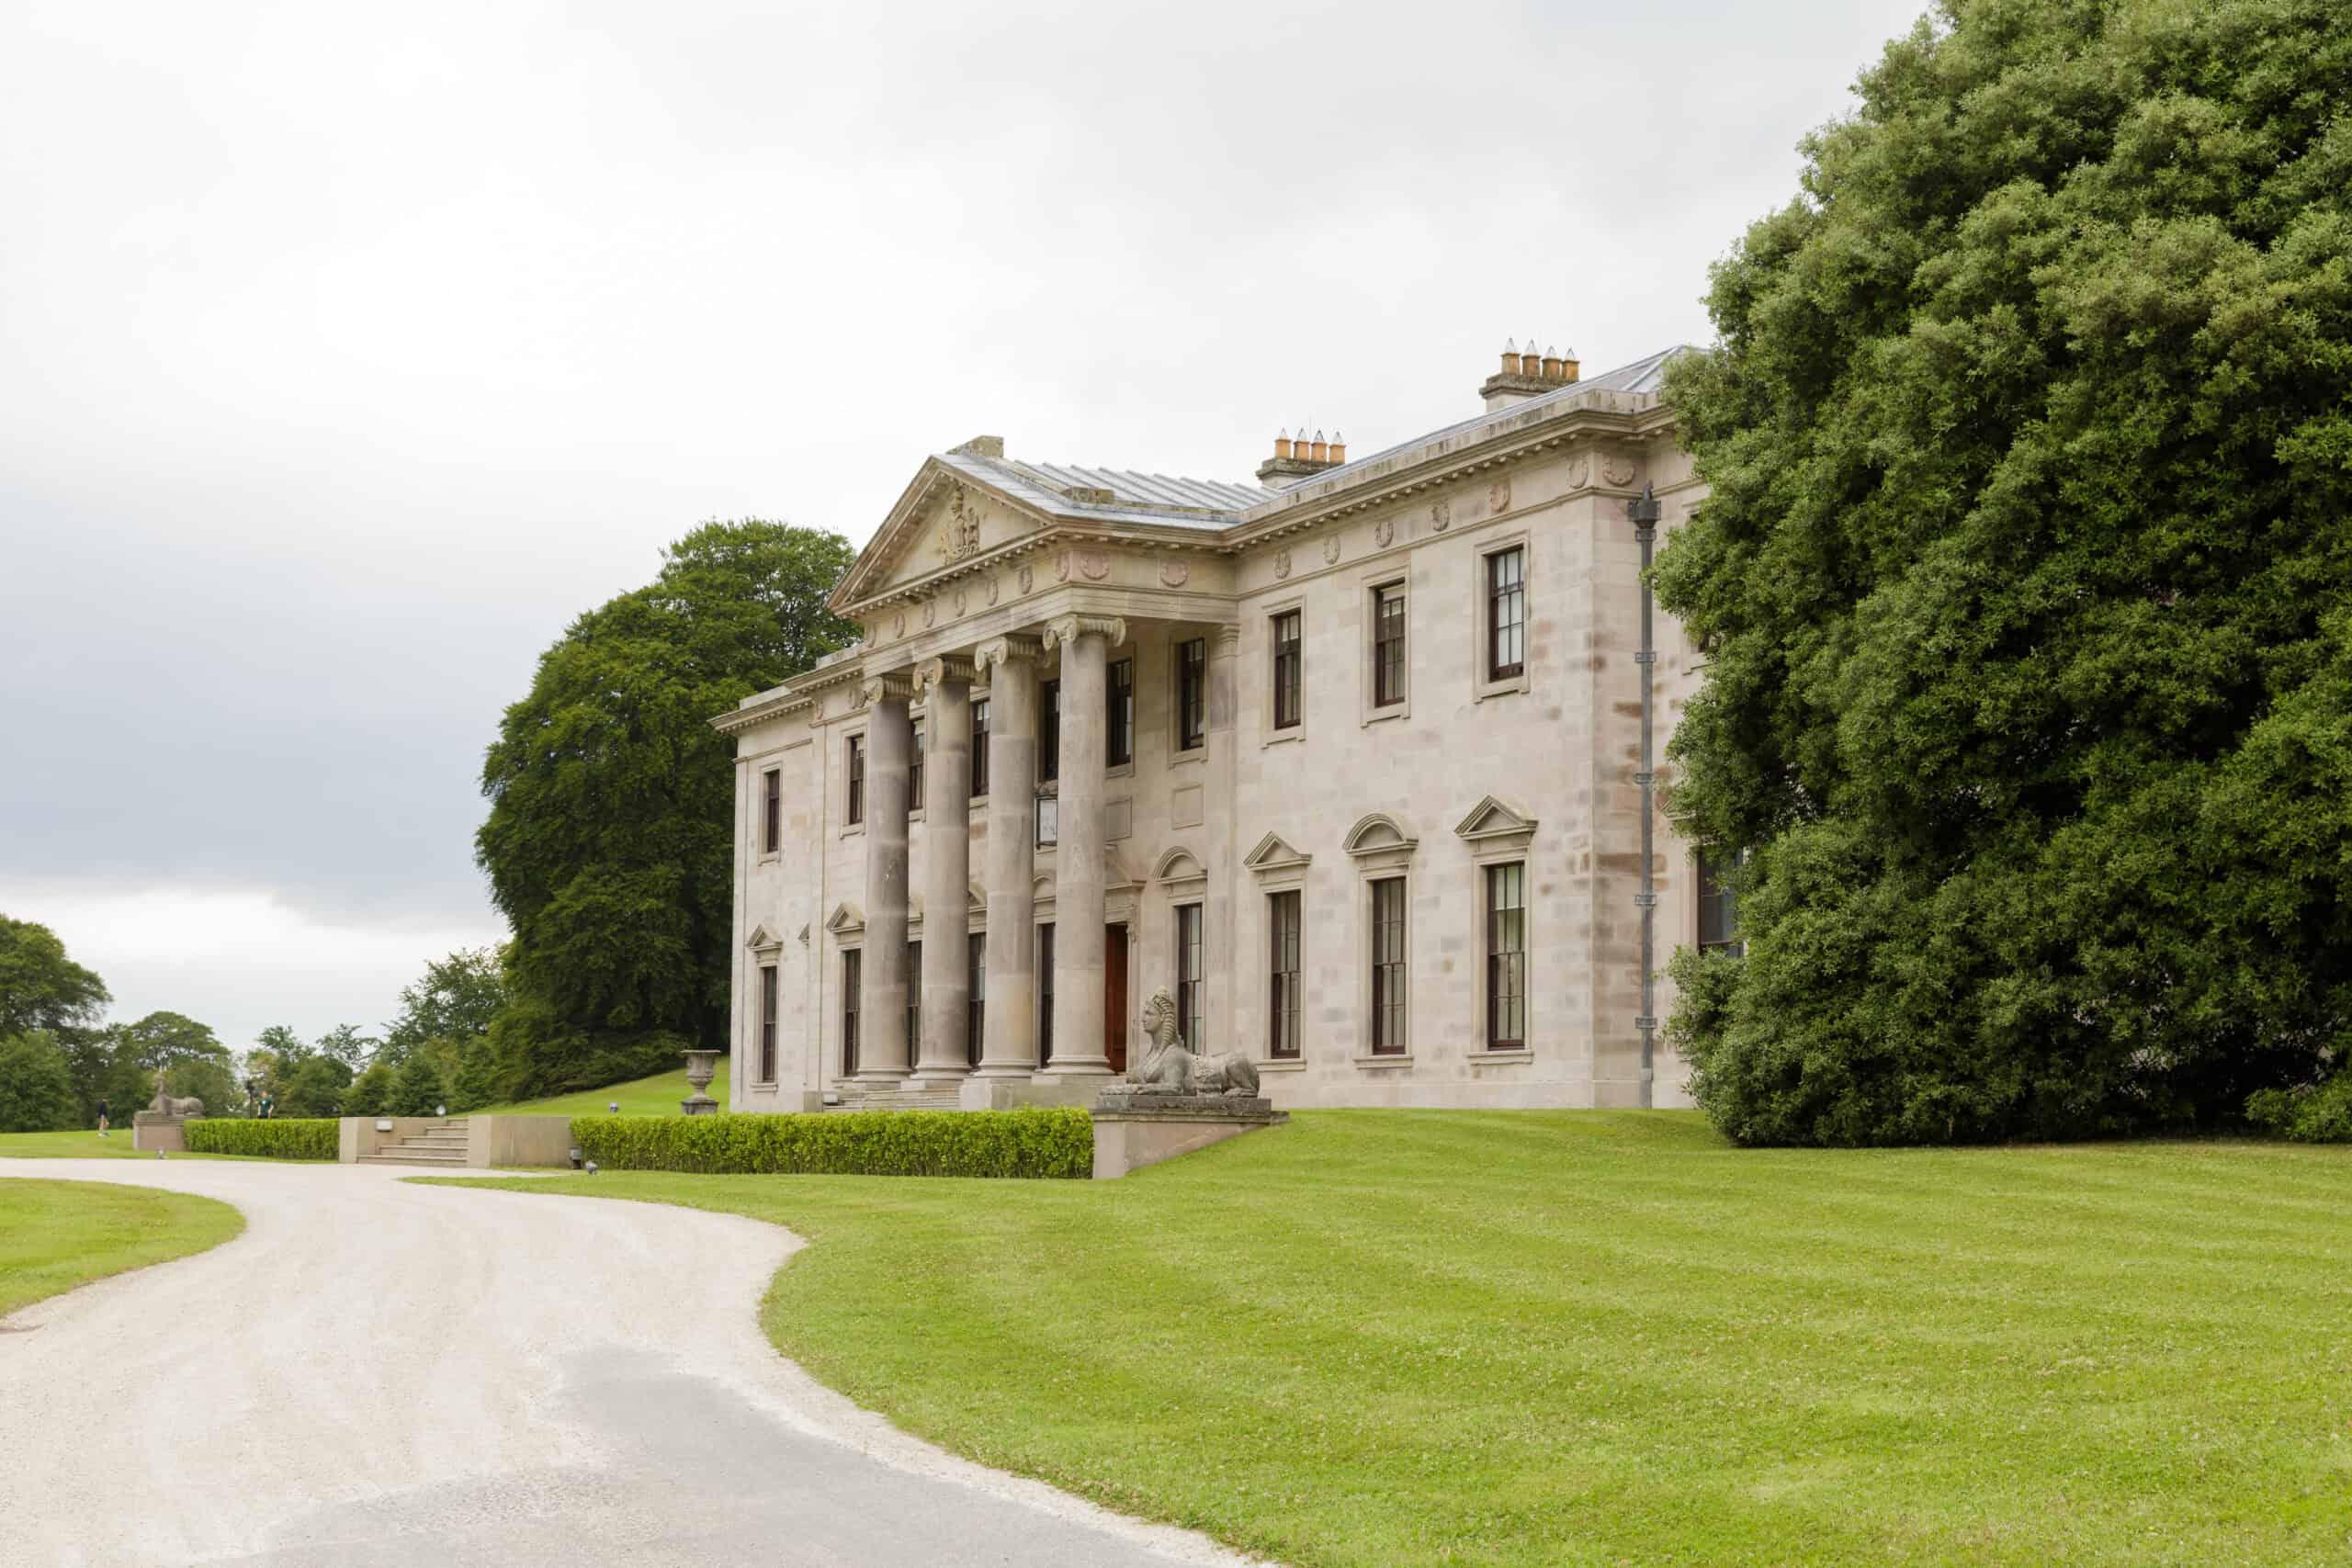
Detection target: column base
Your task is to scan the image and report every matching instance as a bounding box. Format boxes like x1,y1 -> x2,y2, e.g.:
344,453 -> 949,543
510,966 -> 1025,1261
970,1060 -> 1043,1078
904,1069 -> 972,1090
961,1073 -> 1112,1111
1037,1058 -> 1114,1077
853,1067 -> 911,1084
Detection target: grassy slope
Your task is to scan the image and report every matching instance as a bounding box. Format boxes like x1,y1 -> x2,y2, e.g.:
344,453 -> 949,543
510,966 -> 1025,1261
0,1178 -> 244,1317
445,1111 -> 2352,1568
0,1128 -> 182,1159
473,1060 -> 731,1118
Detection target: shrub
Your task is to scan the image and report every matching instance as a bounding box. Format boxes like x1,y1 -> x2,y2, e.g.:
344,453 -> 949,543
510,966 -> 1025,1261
185,1118 -> 340,1160
0,1032 -> 79,1132
2246,1075 -> 2352,1145
342,1062 -> 393,1118
570,1108 -> 1091,1179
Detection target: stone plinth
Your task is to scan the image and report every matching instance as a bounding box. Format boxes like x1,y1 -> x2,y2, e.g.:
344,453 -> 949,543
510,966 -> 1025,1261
681,1048 -> 721,1115
1091,1095 -> 1287,1179
131,1112 -> 187,1153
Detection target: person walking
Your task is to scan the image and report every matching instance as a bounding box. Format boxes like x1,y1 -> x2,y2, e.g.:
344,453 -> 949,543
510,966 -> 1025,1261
96,1096 -> 111,1137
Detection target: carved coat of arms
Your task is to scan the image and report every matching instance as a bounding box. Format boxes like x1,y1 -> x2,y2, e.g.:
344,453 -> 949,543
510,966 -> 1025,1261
936,485 -> 983,562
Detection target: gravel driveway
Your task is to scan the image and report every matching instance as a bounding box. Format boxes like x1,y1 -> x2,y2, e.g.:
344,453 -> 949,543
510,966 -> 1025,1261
0,1158 -> 1259,1568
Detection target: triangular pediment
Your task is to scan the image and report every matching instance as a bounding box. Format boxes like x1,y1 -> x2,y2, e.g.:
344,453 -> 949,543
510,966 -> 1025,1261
746,923 -> 785,952
1244,832 -> 1312,874
834,460 -> 1055,611
1454,795 -> 1539,842
824,901 -> 864,935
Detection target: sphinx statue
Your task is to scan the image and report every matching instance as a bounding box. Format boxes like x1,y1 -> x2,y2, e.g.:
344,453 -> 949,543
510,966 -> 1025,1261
148,1069 -> 205,1119
1124,987 -> 1261,1098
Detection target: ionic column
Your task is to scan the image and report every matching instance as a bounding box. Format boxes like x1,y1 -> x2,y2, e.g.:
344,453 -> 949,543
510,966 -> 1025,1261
858,673 -> 914,1080
910,656 -> 975,1086
973,635 -> 1042,1077
1040,614 -> 1125,1076
1204,624 -> 1239,1051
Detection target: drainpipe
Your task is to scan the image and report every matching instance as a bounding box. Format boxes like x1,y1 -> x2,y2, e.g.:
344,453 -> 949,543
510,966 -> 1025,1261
1627,484 -> 1662,1109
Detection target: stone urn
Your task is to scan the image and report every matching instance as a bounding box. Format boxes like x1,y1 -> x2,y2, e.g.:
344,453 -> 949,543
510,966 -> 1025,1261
681,1049 -> 721,1116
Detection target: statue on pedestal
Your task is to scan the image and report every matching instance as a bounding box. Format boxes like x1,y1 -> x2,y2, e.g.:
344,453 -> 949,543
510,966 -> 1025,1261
1125,988 -> 1260,1099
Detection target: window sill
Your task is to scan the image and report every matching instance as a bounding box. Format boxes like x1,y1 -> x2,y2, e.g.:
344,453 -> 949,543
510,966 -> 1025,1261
757,852 -> 782,865
838,824 -> 866,840
1361,704 -> 1408,728
1473,674 -> 1530,703
1167,750 -> 1206,772
1473,1048 -> 1534,1065
1106,761 -> 1136,780
1254,1057 -> 1308,1072
1353,1053 -> 1413,1068
1261,729 -> 1306,750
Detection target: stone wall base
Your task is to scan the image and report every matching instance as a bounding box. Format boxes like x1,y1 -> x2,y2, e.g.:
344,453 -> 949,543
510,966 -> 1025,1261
960,1072 -> 1114,1111
1091,1100 -> 1288,1179
131,1112 -> 187,1153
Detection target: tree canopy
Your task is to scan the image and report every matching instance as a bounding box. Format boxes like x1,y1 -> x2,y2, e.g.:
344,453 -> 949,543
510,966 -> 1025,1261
475,519 -> 856,1094
0,915 -> 108,1039
1657,0 -> 2352,1144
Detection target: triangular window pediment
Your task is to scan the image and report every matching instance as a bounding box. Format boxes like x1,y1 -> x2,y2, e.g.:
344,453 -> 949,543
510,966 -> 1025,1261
1454,795 -> 1539,843
1244,832 -> 1312,874
824,901 -> 865,936
747,923 -> 785,952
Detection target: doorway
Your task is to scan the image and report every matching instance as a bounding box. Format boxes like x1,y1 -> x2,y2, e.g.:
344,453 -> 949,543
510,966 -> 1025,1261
1104,922 -> 1129,1074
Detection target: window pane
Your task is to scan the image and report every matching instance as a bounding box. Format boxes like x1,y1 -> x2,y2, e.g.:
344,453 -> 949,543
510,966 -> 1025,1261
970,699 -> 989,798
1108,659 -> 1134,767
909,721 -> 924,808
1698,852 -> 1744,957
1373,587 -> 1406,707
842,950 -> 862,1076
1038,922 -> 1057,1065
907,940 -> 922,1056
1035,794 -> 1058,847
1488,547 -> 1525,679
1486,863 -> 1526,1048
1179,639 -> 1206,750
759,963 -> 778,1081
846,736 -> 865,825
1268,890 -> 1301,1059
1040,679 -> 1060,782
1176,904 -> 1204,1050
967,931 -> 986,1067
1371,877 -> 1407,1053
763,769 -> 782,853
1272,612 -> 1302,729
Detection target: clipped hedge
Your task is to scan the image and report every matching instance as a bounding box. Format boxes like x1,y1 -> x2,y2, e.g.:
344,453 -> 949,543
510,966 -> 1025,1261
185,1118 -> 341,1161
570,1107 -> 1091,1179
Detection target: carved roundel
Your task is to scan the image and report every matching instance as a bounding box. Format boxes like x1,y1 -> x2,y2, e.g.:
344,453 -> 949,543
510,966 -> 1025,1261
1430,497 -> 1452,532
1055,551 -> 1073,583
1159,558 -> 1191,588
953,586 -> 967,618
1077,548 -> 1110,581
1602,455 -> 1637,487
1018,563 -> 1035,595
1373,515 -> 1395,548
892,611 -> 906,639
1488,477 -> 1513,513
922,597 -> 937,628
1323,536 -> 1341,565
1273,547 -> 1293,581
985,574 -> 1001,606
1566,456 -> 1591,488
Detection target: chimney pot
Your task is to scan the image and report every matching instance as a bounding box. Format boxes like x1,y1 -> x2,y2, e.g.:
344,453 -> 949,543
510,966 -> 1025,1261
1329,434 -> 1347,463
1561,347 -> 1580,383
1309,432 -> 1329,462
1273,430 -> 1292,459
1541,347 -> 1564,379
1500,337 -> 1521,376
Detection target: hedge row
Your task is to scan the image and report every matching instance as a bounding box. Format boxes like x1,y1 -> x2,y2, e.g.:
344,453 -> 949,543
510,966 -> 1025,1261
569,1107 -> 1092,1179
185,1118 -> 341,1161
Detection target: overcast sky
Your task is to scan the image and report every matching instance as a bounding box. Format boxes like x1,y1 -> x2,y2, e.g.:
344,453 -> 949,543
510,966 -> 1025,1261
1,0 -> 1927,1055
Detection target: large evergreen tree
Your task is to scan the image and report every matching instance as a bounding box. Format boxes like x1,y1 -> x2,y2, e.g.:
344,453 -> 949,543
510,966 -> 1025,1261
476,519 -> 856,1094
1657,0 -> 2352,1144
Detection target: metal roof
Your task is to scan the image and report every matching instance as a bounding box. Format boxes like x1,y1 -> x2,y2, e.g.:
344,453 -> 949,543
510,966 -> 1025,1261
934,451 -> 1265,530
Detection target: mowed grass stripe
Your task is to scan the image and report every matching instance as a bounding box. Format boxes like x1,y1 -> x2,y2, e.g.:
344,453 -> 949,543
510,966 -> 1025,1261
443,1110 -> 2352,1566
0,1178 -> 245,1318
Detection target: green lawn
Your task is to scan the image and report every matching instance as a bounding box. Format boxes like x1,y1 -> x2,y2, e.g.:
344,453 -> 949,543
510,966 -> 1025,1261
445,1110 -> 2352,1567
473,1060 -> 731,1118
0,1178 -> 244,1317
0,1127 -> 175,1159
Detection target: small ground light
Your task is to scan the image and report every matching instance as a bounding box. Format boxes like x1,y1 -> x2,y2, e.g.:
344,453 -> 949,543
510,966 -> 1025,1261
569,1146 -> 583,1169
436,1103 -> 446,1117
607,1101 -> 618,1115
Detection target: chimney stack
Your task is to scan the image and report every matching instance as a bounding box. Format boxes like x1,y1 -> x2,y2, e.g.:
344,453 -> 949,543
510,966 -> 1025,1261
1480,334 -> 1580,410
1258,420 -> 1346,486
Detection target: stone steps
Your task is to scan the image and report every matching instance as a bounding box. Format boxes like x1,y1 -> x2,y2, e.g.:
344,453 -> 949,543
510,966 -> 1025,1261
361,1118 -> 475,1167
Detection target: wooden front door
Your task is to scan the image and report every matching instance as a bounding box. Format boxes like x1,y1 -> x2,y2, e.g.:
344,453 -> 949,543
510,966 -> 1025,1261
1104,923 -> 1129,1074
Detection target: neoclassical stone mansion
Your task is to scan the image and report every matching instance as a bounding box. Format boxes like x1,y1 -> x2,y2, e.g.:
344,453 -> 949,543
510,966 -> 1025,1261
716,344 -> 1731,1111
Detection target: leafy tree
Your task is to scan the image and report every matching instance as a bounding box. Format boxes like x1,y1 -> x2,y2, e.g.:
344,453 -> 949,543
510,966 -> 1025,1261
101,1011 -> 236,1118
277,1054 -> 355,1118
379,949 -> 505,1066
388,1052 -> 448,1118
0,916 -> 108,1039
0,1032 -> 79,1132
476,520 -> 855,1094
342,1061 -> 394,1118
1657,0 -> 2352,1145
313,1022 -> 376,1069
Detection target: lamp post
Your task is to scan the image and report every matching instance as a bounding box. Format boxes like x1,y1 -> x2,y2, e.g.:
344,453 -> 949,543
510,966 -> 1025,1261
1626,483 -> 1662,1111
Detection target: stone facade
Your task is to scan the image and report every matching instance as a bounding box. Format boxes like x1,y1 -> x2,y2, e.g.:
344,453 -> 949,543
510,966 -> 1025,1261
718,346 -> 1711,1111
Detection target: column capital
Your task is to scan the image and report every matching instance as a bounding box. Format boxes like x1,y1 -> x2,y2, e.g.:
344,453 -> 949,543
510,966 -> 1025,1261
1213,624 -> 1241,651
860,671 -> 915,706
1040,615 -> 1128,653
971,634 -> 1043,677
910,655 -> 977,696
